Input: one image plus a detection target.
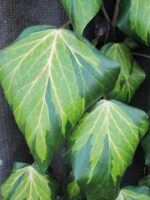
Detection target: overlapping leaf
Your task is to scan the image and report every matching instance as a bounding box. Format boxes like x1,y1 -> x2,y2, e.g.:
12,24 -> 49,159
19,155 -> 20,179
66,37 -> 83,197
100,43 -> 145,103
0,26 -> 119,171
59,0 -> 101,38
67,181 -> 81,199
142,128 -> 150,166
117,0 -> 150,45
116,186 -> 150,200
70,100 -> 148,200
139,175 -> 150,189
1,163 -> 53,200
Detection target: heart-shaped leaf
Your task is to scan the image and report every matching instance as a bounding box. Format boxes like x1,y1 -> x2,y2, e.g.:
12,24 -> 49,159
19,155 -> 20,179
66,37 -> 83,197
1,163 -> 54,200
116,186 -> 150,200
59,0 -> 101,38
70,100 -> 148,200
100,43 -> 145,103
0,26 -> 119,171
117,0 -> 150,45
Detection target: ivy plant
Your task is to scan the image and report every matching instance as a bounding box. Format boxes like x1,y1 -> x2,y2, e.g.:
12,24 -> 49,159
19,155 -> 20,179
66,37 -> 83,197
0,0 -> 150,199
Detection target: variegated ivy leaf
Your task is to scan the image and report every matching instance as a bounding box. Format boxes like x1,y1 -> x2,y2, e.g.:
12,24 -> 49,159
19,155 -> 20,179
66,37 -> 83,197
59,0 -> 101,38
0,26 -> 119,171
116,186 -> 150,200
70,100 -> 148,200
117,0 -> 150,45
1,163 -> 53,200
100,43 -> 145,103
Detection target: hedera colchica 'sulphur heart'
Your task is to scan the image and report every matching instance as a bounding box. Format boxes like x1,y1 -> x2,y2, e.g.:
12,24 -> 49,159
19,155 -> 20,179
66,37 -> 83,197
70,99 -> 148,200
117,0 -> 150,45
0,26 -> 119,171
1,163 -> 53,200
116,186 -> 150,200
100,43 -> 145,103
59,0 -> 101,38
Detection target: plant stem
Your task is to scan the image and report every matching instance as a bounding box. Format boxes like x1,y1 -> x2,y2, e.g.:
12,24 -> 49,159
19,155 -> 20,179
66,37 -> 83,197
112,0 -> 120,27
61,21 -> 70,29
101,1 -> 110,22
132,52 -> 150,59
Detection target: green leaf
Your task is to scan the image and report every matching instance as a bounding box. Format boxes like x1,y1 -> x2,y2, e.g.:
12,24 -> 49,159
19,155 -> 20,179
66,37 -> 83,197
117,0 -> 150,45
59,0 -> 101,38
124,38 -> 139,49
116,186 -> 150,200
101,43 -> 145,103
67,181 -> 81,199
139,175 -> 150,189
0,26 -> 119,171
1,163 -> 53,200
70,100 -> 148,200
142,128 -> 150,166
16,25 -> 54,41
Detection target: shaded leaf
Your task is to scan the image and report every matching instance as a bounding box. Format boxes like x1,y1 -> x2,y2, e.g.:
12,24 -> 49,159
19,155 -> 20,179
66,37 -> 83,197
59,0 -> 101,38
139,175 -> 150,189
1,163 -> 53,200
70,100 -> 148,200
0,26 -> 119,171
101,43 -> 145,103
67,181 -> 81,199
142,128 -> 150,167
124,38 -> 139,49
117,0 -> 150,45
116,186 -> 150,200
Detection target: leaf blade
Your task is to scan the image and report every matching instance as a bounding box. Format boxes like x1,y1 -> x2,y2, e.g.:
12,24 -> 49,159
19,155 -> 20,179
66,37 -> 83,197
1,163 -> 53,200
70,100 -> 148,200
59,0 -> 101,38
100,43 -> 145,102
0,26 -> 119,171
116,186 -> 150,200
117,0 -> 150,45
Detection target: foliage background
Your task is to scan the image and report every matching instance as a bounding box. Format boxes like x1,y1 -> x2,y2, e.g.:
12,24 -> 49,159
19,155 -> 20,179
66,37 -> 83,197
0,0 -> 150,193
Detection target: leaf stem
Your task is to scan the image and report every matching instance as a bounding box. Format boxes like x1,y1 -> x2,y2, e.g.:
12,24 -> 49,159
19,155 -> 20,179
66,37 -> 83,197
61,21 -> 70,29
101,1 -> 110,22
132,52 -> 150,59
112,0 -> 120,27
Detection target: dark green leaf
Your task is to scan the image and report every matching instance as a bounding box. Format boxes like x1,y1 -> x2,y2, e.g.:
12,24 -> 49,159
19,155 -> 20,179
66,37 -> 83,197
124,38 -> 139,49
117,0 -> 150,45
101,43 -> 145,103
59,0 -> 101,38
70,100 -> 148,200
116,186 -> 150,200
1,163 -> 53,200
142,128 -> 150,166
0,26 -> 119,171
139,175 -> 150,189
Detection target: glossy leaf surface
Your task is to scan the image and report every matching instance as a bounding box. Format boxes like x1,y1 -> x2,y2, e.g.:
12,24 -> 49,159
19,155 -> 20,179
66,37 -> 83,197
117,0 -> 150,45
1,163 -> 52,200
0,26 -> 119,171
59,0 -> 101,38
116,186 -> 150,200
101,43 -> 145,103
70,100 -> 148,200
